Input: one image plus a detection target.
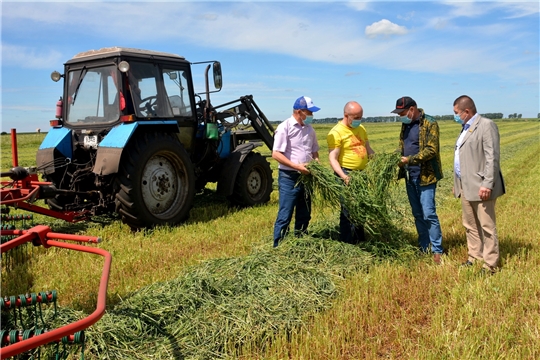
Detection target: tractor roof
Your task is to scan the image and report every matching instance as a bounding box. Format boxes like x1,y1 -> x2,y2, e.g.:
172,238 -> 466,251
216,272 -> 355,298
67,47 -> 186,63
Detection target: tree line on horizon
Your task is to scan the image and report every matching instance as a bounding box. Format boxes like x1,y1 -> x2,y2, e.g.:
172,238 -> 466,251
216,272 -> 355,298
1,112 -> 538,135
269,112 -> 536,125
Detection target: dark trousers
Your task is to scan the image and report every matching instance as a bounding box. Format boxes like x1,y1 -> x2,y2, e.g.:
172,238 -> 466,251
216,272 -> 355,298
338,168 -> 365,245
273,170 -> 311,247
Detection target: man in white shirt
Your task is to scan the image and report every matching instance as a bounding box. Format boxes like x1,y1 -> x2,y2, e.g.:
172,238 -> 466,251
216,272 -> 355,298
272,96 -> 320,247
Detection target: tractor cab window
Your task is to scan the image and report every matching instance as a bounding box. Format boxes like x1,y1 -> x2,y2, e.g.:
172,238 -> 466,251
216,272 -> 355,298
128,62 -> 172,118
66,65 -> 120,125
163,69 -> 192,117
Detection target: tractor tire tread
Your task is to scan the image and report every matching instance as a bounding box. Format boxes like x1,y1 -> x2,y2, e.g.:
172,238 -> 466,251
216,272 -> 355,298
114,132 -> 195,229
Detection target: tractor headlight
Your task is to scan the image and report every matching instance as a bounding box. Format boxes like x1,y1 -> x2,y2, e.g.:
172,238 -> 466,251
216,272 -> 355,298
51,71 -> 62,82
118,61 -> 130,73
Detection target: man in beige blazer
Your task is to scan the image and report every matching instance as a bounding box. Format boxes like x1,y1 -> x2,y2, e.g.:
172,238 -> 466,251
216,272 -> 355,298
452,95 -> 505,274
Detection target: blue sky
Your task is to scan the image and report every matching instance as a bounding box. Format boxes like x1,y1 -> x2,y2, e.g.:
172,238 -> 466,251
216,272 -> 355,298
1,1 -> 539,133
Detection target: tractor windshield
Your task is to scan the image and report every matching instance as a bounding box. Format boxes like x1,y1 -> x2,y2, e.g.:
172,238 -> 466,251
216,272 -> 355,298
66,65 -> 121,125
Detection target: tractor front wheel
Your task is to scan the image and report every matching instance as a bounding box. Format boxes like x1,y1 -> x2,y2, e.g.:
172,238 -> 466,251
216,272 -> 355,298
115,132 -> 195,229
230,152 -> 273,207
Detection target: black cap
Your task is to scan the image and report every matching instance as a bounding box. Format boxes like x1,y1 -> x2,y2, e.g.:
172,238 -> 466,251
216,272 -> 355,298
391,96 -> 417,114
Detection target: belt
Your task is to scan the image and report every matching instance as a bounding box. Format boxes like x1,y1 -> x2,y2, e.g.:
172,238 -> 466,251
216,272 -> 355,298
279,169 -> 299,174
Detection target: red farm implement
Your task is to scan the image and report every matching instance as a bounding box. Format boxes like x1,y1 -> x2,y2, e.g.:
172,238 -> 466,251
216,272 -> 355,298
1,129 -> 112,359
1,129 -> 91,223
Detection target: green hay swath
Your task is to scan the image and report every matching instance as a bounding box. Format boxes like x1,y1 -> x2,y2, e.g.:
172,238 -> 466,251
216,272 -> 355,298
302,153 -> 402,240
49,237 -> 373,359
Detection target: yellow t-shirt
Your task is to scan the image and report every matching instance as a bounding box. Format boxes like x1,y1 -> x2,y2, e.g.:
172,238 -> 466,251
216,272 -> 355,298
327,122 -> 369,170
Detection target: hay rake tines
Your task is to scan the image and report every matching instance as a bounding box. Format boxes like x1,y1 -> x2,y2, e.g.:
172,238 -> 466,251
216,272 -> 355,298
1,212 -> 35,271
0,224 -> 111,359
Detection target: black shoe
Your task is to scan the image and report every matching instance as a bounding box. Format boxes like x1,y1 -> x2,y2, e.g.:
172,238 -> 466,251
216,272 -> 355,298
461,260 -> 474,267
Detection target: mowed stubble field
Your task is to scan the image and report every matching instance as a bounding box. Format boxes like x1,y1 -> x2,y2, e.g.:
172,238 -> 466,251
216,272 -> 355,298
1,119 -> 539,359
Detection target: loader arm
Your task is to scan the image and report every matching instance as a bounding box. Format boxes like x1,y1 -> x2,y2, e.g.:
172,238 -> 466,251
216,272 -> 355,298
213,95 -> 274,151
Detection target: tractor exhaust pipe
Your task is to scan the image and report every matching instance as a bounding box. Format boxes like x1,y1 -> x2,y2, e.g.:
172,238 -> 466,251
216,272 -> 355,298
204,64 -> 211,106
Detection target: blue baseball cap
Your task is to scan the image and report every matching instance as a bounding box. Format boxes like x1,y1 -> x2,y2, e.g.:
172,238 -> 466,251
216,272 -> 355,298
293,96 -> 320,112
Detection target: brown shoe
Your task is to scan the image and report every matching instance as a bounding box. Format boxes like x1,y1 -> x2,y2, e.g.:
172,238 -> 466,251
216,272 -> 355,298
433,253 -> 442,265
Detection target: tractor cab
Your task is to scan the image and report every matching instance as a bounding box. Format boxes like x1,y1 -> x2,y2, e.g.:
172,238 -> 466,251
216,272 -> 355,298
52,47 -> 205,130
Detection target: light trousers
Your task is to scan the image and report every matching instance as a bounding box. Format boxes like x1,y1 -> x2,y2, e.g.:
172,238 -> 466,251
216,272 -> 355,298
460,196 -> 500,269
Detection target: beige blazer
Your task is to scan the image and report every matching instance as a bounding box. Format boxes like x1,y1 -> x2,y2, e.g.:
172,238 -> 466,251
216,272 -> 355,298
453,115 -> 505,201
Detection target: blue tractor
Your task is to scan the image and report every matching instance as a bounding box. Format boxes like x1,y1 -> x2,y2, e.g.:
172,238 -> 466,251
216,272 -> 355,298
36,47 -> 275,229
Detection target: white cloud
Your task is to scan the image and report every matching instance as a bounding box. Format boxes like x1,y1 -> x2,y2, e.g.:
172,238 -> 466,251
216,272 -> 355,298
365,19 -> 408,38
197,13 -> 218,21
499,2 -> 539,19
443,1 -> 539,19
431,18 -> 449,30
397,11 -> 415,21
1,44 -> 63,69
443,2 -> 490,18
1,2 -> 535,80
347,2 -> 370,12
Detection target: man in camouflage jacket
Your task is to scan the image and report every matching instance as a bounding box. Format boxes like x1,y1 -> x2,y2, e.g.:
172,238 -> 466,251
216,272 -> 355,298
391,96 -> 444,264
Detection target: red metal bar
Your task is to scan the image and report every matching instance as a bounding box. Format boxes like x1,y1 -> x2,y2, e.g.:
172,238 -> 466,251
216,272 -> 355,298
10,129 -> 18,167
0,240 -> 111,359
0,160 -> 90,223
0,230 -> 39,252
8,201 -> 89,222
0,226 -> 101,253
0,184 -> 40,204
46,232 -> 102,244
0,184 -> 90,223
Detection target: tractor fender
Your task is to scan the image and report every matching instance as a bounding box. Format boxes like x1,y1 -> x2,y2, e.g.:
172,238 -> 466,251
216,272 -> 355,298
216,142 -> 262,197
93,121 -> 180,175
36,127 -> 72,175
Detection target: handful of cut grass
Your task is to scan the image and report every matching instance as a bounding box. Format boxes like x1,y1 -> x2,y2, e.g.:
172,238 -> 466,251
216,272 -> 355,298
302,152 -> 402,239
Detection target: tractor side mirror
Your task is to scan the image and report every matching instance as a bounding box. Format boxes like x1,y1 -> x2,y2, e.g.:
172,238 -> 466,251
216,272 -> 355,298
213,62 -> 222,90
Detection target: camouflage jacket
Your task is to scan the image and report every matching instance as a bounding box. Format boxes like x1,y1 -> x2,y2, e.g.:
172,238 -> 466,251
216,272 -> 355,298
397,109 -> 443,186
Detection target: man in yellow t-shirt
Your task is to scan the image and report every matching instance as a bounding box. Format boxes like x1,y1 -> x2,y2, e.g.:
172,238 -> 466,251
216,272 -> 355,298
327,101 -> 375,244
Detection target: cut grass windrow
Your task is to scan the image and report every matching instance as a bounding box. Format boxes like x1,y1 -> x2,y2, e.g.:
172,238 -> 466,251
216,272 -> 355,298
44,236 -> 375,359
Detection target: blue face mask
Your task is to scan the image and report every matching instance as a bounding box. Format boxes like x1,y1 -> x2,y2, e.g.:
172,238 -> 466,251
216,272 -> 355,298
454,113 -> 464,124
399,109 -> 412,124
399,116 -> 412,124
304,115 -> 314,125
351,119 -> 362,128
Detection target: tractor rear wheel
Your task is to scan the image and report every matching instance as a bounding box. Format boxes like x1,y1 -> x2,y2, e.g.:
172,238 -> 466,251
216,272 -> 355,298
115,132 -> 195,229
230,152 -> 273,207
